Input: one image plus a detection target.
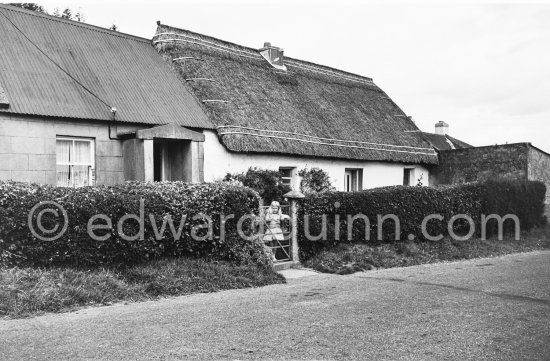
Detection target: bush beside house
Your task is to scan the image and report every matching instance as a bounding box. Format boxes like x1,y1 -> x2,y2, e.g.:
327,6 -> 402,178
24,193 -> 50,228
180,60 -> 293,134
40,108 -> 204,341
223,167 -> 291,203
299,167 -> 335,194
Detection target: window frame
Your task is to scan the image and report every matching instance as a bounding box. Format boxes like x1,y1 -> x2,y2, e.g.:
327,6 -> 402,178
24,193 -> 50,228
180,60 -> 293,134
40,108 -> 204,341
56,136 -> 96,188
279,167 -> 296,188
344,168 -> 363,192
403,167 -> 415,186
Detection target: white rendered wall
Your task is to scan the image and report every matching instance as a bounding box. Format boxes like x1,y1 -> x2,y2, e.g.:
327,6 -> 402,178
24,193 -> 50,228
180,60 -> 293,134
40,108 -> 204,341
202,130 -> 430,190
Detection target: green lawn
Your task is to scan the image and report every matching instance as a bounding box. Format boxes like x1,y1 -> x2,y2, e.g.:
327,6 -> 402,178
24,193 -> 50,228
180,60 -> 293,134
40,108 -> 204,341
0,258 -> 285,318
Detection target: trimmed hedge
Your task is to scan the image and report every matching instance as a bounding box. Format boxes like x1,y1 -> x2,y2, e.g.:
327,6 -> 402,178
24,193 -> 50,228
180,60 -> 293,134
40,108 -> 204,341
298,180 -> 547,260
0,181 -> 269,268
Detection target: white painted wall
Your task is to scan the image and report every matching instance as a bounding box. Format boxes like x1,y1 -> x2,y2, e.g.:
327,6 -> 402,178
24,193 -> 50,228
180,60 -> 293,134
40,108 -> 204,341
202,130 -> 430,191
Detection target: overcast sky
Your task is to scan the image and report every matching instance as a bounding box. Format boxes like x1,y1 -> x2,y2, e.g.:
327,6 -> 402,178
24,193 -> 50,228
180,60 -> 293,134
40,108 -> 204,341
30,0 -> 550,152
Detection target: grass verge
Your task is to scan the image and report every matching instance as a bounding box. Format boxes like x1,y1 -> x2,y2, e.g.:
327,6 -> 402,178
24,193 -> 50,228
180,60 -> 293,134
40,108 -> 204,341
303,226 -> 550,275
0,258 -> 285,319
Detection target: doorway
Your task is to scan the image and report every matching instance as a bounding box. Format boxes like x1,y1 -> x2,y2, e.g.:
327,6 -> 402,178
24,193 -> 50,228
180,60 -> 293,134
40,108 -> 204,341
153,140 -> 189,181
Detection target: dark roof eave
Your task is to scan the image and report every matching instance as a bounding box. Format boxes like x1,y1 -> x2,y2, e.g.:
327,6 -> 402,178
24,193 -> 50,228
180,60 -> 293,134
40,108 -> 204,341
221,147 -> 439,165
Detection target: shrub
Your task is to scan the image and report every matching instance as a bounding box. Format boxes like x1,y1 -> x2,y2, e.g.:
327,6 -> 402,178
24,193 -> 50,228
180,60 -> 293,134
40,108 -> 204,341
223,167 -> 291,203
0,181 -> 270,268
297,180 -> 546,260
298,167 -> 335,194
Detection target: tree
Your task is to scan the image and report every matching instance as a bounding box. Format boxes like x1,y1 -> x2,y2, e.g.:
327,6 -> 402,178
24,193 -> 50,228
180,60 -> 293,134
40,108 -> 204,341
61,8 -> 72,19
299,167 -> 335,194
223,167 -> 291,203
9,3 -> 85,22
7,3 -> 46,13
74,11 -> 85,22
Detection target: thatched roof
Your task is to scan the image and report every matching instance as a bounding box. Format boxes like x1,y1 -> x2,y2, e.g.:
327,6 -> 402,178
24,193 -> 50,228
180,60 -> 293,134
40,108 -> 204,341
153,24 -> 438,165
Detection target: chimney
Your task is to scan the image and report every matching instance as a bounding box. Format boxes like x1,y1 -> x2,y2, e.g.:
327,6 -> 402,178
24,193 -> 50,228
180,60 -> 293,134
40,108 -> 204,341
259,42 -> 286,70
435,121 -> 449,135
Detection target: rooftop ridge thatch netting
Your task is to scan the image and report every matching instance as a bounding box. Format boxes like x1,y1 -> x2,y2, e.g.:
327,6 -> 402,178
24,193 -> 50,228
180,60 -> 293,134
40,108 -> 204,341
153,23 -> 439,165
218,126 -> 436,154
152,25 -> 375,86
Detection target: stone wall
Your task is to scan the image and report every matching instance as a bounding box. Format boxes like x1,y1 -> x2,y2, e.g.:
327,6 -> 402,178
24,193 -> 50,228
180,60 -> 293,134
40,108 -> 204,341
0,114 -> 140,185
528,146 -> 550,213
433,143 -> 530,185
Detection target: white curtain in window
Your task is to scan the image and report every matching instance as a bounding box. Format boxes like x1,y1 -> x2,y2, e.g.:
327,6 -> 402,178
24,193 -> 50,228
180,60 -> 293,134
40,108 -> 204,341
56,165 -> 71,187
56,139 -> 92,187
56,140 -> 71,164
73,165 -> 89,187
73,141 -> 91,164
56,140 -> 72,187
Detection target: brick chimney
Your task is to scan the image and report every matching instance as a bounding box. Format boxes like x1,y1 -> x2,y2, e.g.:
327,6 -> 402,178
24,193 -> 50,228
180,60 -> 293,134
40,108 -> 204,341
259,42 -> 286,70
435,121 -> 449,135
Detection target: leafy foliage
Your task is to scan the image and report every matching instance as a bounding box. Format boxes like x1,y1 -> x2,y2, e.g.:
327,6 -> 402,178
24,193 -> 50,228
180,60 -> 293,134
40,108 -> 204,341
298,167 -> 335,194
298,180 -> 547,260
223,167 -> 291,203
8,3 -> 84,22
7,3 -> 45,13
0,181 -> 270,268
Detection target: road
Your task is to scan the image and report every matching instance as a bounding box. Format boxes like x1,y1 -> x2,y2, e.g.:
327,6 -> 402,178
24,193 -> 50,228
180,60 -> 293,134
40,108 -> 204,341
1,251 -> 550,360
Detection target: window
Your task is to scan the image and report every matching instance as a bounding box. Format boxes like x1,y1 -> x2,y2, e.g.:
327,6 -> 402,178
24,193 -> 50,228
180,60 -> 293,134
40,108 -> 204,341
56,137 -> 95,187
403,168 -> 414,186
344,169 -> 363,192
279,167 -> 295,188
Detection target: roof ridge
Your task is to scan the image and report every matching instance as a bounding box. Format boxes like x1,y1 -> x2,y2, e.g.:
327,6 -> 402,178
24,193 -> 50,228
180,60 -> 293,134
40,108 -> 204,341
155,23 -> 374,85
154,24 -> 261,54
0,4 -> 150,43
285,57 -> 373,82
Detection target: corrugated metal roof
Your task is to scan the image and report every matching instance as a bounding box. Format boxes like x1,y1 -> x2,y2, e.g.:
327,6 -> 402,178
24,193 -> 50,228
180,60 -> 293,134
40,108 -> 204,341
0,83 -> 8,107
0,5 -> 213,128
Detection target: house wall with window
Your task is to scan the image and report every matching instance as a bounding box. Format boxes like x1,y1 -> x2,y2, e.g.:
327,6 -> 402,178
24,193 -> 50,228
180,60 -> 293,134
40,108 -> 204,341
0,114 -> 135,186
202,131 -> 430,191
0,119 -> 431,191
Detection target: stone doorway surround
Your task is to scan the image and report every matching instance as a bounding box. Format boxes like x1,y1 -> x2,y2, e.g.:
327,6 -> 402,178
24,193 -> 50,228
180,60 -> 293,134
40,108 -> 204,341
121,124 -> 204,182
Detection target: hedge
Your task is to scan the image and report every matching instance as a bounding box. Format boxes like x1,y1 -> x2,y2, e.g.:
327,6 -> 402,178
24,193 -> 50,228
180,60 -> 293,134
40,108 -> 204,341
0,181 -> 269,268
297,180 -> 547,260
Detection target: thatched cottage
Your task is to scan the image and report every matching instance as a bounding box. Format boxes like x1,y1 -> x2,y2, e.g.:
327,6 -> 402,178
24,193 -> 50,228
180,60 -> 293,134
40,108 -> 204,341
0,5 -> 440,191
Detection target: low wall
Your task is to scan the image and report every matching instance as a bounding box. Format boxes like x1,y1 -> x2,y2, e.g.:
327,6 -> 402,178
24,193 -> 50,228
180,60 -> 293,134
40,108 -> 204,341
434,143 -> 530,185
